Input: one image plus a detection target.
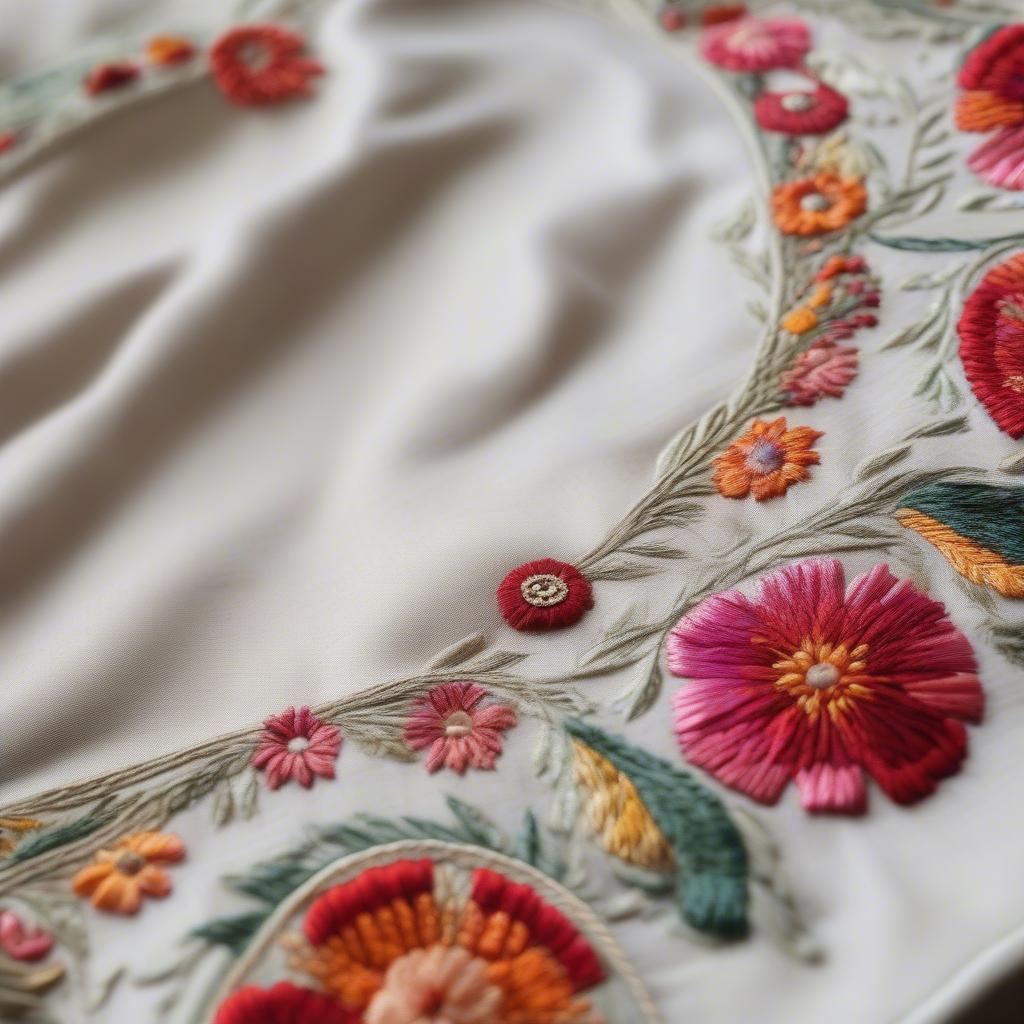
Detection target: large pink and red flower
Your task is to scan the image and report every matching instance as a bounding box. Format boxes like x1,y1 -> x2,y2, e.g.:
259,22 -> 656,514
252,706 -> 341,790
955,25 -> 1024,190
210,24 -> 323,106
701,17 -> 810,73
667,558 -> 982,814
404,681 -> 517,774
957,251 -> 1024,438
754,81 -> 848,135
214,981 -> 359,1024
497,558 -> 593,631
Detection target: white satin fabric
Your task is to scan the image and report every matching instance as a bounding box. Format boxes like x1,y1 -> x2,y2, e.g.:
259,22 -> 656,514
2,1 -> 1023,1022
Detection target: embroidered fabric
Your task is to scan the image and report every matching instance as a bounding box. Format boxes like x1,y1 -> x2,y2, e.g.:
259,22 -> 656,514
2,0 -> 1024,1022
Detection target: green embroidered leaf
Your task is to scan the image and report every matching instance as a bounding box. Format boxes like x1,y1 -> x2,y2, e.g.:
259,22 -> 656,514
870,231 -> 1024,252
443,797 -> 508,851
853,444 -> 912,481
515,810 -> 541,868
903,415 -> 969,439
190,912 -> 269,954
565,719 -> 748,939
426,633 -> 489,671
9,811 -> 112,863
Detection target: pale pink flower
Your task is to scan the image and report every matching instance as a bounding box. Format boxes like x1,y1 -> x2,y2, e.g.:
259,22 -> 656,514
365,946 -> 502,1024
781,340 -> 859,405
0,910 -> 54,961
404,682 -> 517,774
701,18 -> 811,73
252,705 -> 341,790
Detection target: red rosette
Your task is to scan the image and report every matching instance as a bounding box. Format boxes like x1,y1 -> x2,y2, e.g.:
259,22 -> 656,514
957,251 -> 1024,438
213,982 -> 357,1024
754,82 -> 848,135
496,558 -> 593,631
209,24 -> 324,107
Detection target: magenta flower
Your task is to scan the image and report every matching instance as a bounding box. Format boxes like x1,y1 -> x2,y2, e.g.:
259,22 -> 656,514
701,18 -> 811,73
0,910 -> 54,962
781,340 -> 859,405
404,682 -> 517,774
252,706 -> 341,790
667,559 -> 982,814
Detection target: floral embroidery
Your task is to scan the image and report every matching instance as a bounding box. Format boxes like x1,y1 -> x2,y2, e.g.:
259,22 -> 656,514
210,24 -> 324,107
0,816 -> 42,857
71,831 -> 185,915
957,251 -> 1024,437
771,173 -> 867,235
145,35 -> 197,67
214,982 -> 359,1024
955,25 -> 1024,190
712,417 -> 821,500
403,681 -> 517,774
754,81 -> 848,136
366,946 -> 503,1024
497,558 -> 593,631
83,62 -> 140,97
668,558 -> 983,813
252,705 -> 342,790
659,3 -> 747,33
700,17 -> 810,72
781,340 -> 859,405
566,719 -> 749,938
0,910 -> 54,962
897,483 -> 1024,598
284,859 -> 605,1022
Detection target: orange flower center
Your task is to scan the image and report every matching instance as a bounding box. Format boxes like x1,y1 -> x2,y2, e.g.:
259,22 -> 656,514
772,639 -> 870,718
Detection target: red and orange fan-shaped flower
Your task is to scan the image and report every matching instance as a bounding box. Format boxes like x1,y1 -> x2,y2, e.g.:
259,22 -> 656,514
955,25 -> 1024,190
280,858 -> 606,1023
215,981 -> 360,1024
957,251 -> 1024,438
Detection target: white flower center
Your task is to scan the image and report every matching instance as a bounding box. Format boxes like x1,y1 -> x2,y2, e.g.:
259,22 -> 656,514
781,93 -> 815,112
444,711 -> 474,737
800,192 -> 832,212
520,573 -> 569,608
806,663 -> 840,689
287,737 -> 311,754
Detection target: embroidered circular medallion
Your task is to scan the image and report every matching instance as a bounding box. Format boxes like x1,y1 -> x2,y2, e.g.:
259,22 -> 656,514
207,842 -> 660,1024
520,573 -> 570,607
497,558 -> 593,631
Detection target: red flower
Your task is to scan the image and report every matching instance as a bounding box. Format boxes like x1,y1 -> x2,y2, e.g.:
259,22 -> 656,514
0,910 -> 53,962
701,5 -> 747,26
252,706 -> 341,790
146,36 -> 196,67
84,62 -> 140,97
214,982 -> 358,1024
668,558 -> 982,813
958,251 -> 1024,438
496,558 -> 592,631
209,24 -> 323,106
0,133 -> 16,155
755,82 -> 848,135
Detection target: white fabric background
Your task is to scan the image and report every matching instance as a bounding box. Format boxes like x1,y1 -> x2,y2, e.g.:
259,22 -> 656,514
2,1 -> 1023,1022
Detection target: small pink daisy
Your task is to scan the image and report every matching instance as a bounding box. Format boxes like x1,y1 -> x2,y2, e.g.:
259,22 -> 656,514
701,17 -> 811,73
404,682 -> 517,774
252,706 -> 341,790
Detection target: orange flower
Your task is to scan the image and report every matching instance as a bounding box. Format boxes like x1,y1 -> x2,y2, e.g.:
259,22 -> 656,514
712,417 -> 821,500
772,174 -> 867,236
781,307 -> 818,334
145,35 -> 196,67
71,832 -> 184,915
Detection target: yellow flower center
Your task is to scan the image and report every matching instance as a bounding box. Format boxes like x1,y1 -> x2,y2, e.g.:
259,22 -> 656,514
772,639 -> 870,719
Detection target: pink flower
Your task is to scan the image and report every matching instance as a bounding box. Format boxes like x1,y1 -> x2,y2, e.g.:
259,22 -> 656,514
252,706 -> 341,790
781,340 -> 859,405
0,910 -> 53,961
701,18 -> 811,73
668,559 -> 983,814
404,682 -> 517,774
365,947 -> 502,1024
